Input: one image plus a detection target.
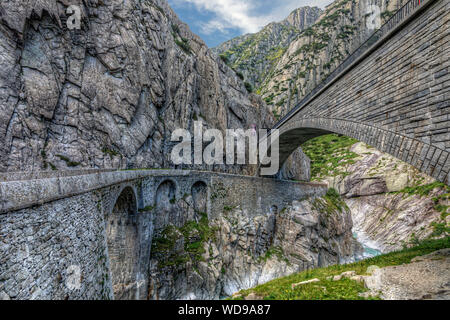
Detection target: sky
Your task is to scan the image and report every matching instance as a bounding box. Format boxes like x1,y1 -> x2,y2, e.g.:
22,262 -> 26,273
167,0 -> 334,48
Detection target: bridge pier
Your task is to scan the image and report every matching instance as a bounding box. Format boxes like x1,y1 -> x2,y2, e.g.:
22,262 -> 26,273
0,170 -> 326,300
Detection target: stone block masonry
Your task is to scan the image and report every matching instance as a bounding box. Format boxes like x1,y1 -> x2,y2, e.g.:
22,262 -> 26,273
0,170 -> 326,300
272,0 -> 450,185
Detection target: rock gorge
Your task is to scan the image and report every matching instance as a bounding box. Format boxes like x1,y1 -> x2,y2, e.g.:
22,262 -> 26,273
0,0 -> 448,301
0,0 -> 308,177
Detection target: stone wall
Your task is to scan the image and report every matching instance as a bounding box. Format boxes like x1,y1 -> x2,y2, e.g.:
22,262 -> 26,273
274,0 -> 450,185
0,191 -> 112,300
0,170 -> 327,300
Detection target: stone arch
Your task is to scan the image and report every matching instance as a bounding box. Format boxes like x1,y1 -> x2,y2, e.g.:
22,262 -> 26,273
191,181 -> 208,214
106,186 -> 139,300
154,179 -> 177,227
155,180 -> 177,207
271,117 -> 449,184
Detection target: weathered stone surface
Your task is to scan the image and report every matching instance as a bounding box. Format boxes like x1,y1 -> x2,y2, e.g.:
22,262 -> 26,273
278,148 -> 311,182
148,188 -> 357,300
363,249 -> 450,300
0,0 -> 276,174
272,0 -> 450,183
291,278 -> 320,289
366,265 -> 380,275
0,169 -> 333,300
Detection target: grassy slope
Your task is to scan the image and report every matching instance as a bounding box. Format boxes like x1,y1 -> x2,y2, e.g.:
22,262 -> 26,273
233,237 -> 450,300
230,134 -> 449,300
302,134 -> 450,237
301,133 -> 359,181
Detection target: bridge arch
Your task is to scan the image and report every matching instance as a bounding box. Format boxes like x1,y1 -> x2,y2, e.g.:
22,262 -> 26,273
155,179 -> 177,207
264,0 -> 449,185
153,180 -> 178,226
191,181 -> 208,215
275,117 -> 449,184
106,185 -> 139,300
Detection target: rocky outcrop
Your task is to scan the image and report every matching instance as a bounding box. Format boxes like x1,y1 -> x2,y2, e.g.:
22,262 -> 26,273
147,191 -> 358,300
213,7 -> 322,90
363,249 -> 450,300
0,0 -> 275,173
215,0 -> 406,118
278,148 -> 311,181
317,141 -> 449,253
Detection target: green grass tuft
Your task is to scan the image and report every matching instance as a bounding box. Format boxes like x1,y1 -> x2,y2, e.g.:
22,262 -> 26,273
301,134 -> 359,181
233,237 -> 450,300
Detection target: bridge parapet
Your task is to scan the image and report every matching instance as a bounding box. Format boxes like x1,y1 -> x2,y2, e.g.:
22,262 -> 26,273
265,0 -> 449,185
0,169 -> 326,216
0,169 -> 326,300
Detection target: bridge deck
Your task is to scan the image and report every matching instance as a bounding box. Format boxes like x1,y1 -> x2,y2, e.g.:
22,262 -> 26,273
0,169 -> 327,214
271,0 -> 433,131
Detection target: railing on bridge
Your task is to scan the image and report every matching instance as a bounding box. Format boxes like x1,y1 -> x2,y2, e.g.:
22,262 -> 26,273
270,0 -> 427,133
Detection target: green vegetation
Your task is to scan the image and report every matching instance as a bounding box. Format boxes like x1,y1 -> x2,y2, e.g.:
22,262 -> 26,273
272,108 -> 280,121
56,154 -> 81,167
151,212 -> 218,269
395,181 -> 449,198
139,205 -> 155,213
223,205 -> 236,212
102,147 -> 120,159
219,54 -> 229,64
172,24 -> 192,55
236,71 -> 244,80
244,82 -> 253,93
312,188 -> 348,216
381,10 -> 395,20
175,38 -> 192,54
394,182 -> 450,236
233,237 -> 450,300
301,134 -> 359,181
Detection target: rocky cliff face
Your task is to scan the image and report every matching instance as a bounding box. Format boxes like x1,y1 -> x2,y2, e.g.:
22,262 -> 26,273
302,135 -> 450,254
215,0 -> 406,118
147,190 -> 358,300
0,0 -> 277,173
212,7 -> 322,90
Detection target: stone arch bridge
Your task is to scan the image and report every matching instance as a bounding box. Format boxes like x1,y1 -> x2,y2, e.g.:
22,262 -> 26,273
0,169 -> 325,300
265,0 -> 450,185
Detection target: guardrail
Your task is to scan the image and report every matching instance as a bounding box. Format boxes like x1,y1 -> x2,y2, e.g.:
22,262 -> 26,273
269,0 -> 431,133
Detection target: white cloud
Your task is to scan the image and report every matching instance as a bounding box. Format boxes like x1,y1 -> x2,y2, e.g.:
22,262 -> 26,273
172,0 -> 334,35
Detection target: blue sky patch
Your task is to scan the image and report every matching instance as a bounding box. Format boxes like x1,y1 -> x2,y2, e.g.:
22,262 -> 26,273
167,0 -> 334,48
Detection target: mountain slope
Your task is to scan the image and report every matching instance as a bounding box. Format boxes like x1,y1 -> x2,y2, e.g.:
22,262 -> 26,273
301,134 -> 450,252
231,237 -> 450,300
0,0 -> 274,173
215,0 -> 406,118
213,7 -> 322,90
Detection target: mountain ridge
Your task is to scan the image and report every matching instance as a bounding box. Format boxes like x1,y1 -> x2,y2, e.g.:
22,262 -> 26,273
214,0 -> 406,118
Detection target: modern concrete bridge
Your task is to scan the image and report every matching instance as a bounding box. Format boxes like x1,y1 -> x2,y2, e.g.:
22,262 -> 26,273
265,0 -> 450,184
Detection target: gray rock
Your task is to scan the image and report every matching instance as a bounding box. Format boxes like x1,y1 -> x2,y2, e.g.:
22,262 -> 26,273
0,0 -> 275,174
366,265 -> 380,275
363,249 -> 450,300
148,191 -> 356,300
0,291 -> 10,300
291,278 -> 320,289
